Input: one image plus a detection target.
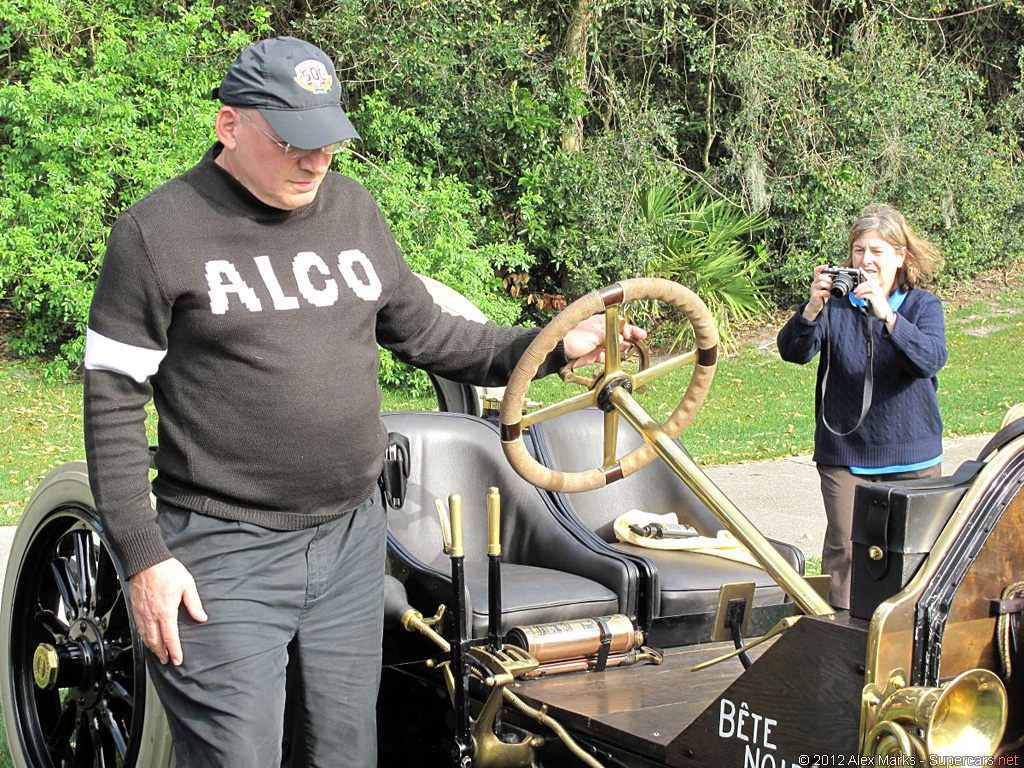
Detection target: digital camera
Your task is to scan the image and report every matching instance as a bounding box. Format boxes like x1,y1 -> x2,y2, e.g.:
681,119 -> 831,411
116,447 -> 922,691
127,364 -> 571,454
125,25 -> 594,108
824,266 -> 863,299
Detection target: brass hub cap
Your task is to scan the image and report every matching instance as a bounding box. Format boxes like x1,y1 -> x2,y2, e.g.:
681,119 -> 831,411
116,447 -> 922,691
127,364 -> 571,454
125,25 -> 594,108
33,618 -> 107,707
32,644 -> 59,690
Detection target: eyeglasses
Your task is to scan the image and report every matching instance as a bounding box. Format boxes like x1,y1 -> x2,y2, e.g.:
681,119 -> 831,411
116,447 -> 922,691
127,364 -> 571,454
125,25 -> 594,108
236,110 -> 349,157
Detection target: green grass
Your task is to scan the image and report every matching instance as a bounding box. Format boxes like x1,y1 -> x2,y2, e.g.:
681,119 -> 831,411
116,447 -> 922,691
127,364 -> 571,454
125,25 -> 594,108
936,295 -> 1024,436
1,363 -> 89,525
0,711 -> 9,768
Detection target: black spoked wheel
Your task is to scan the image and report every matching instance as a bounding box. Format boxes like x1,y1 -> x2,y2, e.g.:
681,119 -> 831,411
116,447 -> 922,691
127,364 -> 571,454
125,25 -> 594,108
1,462 -> 173,768
13,507 -> 140,766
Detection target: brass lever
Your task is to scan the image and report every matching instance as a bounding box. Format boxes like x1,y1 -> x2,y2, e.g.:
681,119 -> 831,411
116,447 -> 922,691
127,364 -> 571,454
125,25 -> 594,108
487,487 -> 501,556
448,493 -> 464,559
692,616 -> 801,672
433,498 -> 452,553
486,487 -> 503,654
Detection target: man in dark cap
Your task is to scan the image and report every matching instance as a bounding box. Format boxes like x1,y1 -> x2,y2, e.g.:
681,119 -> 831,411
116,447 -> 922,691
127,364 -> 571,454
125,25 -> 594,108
84,36 -> 641,767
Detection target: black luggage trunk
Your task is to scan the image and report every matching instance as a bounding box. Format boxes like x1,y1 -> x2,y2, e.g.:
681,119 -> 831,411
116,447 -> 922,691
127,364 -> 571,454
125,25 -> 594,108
849,462 -> 982,620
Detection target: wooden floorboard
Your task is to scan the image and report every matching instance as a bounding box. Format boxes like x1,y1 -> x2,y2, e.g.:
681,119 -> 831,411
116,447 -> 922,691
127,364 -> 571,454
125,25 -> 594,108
510,640 -> 771,763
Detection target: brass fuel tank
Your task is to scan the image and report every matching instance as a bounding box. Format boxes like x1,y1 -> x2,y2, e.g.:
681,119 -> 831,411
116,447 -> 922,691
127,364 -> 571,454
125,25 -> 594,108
505,615 -> 641,664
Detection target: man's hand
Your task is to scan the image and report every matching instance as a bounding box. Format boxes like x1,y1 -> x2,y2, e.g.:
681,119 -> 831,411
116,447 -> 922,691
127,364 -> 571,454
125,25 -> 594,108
563,314 -> 648,368
129,558 -> 207,666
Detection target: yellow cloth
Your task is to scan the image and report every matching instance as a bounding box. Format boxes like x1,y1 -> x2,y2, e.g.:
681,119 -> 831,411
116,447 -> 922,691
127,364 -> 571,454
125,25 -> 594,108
612,510 -> 763,569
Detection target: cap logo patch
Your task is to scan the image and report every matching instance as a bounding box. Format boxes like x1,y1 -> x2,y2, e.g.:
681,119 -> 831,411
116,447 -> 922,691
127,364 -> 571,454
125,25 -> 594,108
293,59 -> 333,94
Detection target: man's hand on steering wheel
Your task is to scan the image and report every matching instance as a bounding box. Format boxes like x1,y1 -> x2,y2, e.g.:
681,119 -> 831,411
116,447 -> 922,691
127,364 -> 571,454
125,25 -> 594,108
563,314 -> 648,367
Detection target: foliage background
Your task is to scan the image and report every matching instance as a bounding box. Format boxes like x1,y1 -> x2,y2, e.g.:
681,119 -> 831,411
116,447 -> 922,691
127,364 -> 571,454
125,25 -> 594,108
1,0 -> 1022,383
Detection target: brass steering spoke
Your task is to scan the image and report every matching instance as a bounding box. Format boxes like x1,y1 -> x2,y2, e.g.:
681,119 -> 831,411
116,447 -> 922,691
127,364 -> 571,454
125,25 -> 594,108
521,389 -> 598,429
632,349 -> 698,389
603,410 -> 620,469
603,306 -> 622,375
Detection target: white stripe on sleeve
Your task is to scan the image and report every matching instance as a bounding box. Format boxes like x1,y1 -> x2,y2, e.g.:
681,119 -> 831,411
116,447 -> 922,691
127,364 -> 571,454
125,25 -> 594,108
84,328 -> 167,383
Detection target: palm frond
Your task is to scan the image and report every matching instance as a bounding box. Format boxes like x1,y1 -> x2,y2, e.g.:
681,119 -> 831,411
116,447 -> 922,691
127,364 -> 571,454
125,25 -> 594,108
637,183 -> 770,351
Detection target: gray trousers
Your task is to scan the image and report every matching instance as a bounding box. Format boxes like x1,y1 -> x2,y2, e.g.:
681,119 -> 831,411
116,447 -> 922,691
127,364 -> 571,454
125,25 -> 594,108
817,463 -> 940,610
148,490 -> 386,768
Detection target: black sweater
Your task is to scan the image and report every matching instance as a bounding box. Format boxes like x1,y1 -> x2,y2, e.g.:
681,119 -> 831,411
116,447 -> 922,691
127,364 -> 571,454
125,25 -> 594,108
776,289 -> 947,469
84,145 -> 562,577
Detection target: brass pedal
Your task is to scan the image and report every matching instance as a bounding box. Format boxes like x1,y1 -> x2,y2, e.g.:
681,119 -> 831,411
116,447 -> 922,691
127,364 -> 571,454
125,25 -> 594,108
468,645 -> 541,686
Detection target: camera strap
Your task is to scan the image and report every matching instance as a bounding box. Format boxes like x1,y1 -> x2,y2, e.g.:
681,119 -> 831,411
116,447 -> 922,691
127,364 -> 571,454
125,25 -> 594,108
820,304 -> 875,437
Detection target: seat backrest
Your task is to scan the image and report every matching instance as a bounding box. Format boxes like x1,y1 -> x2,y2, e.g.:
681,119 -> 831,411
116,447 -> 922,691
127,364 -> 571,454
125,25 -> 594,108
382,411 -> 640,628
381,411 -> 566,568
529,408 -> 726,540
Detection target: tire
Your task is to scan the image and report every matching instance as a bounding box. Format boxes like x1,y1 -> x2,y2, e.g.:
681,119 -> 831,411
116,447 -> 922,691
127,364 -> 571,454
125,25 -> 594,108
1,462 -> 175,768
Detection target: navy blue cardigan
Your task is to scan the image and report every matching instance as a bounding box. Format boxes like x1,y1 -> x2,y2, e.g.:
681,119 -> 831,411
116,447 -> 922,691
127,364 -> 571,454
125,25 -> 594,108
776,289 -> 947,468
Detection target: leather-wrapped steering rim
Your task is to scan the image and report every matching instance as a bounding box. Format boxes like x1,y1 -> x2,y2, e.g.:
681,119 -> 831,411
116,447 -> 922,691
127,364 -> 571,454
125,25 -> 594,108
499,277 -> 719,492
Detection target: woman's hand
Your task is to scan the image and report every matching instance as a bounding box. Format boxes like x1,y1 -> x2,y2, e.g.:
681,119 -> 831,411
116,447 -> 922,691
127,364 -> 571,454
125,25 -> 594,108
853,274 -> 894,324
802,265 -> 833,321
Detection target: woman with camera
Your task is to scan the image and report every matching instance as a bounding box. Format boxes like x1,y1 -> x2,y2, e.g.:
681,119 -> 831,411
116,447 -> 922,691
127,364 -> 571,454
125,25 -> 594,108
777,204 -> 947,609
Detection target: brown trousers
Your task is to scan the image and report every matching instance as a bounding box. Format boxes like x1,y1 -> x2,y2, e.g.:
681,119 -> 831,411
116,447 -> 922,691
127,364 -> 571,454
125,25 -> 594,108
816,463 -> 941,610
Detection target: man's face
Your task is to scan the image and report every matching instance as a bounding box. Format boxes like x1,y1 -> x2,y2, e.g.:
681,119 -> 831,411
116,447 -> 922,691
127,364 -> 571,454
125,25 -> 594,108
216,108 -> 332,210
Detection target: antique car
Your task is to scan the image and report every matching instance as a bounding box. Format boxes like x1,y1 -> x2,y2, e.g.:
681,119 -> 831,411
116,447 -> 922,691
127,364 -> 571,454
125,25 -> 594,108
2,277 -> 1022,767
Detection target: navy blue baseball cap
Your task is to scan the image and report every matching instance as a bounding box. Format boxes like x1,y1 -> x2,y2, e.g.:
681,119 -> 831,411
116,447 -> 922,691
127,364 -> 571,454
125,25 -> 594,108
213,37 -> 360,150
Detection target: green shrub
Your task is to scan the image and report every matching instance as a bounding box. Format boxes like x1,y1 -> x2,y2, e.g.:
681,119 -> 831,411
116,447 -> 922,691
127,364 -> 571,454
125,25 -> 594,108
638,182 -> 769,349
1,0 -> 1021,379
712,6 -> 1024,304
0,1 -> 530,390
0,0 -> 268,373
331,95 -> 535,391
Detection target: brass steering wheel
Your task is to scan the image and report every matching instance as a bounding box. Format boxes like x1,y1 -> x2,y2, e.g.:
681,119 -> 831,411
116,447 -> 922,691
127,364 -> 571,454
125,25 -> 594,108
499,278 -> 719,492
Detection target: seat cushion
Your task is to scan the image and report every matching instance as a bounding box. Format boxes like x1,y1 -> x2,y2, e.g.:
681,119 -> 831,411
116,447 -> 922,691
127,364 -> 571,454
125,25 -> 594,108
464,562 -> 619,637
611,543 -> 788,615
530,408 -> 803,619
382,412 -> 634,636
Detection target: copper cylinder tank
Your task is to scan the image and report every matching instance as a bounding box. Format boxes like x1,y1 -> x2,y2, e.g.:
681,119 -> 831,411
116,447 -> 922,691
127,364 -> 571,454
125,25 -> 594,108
505,615 -> 641,664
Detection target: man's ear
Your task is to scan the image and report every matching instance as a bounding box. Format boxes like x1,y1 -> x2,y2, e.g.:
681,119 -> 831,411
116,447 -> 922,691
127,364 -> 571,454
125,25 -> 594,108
215,107 -> 240,150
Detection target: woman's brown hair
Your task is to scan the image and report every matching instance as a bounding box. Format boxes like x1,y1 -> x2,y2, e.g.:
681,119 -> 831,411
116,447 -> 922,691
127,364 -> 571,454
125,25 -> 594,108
848,204 -> 942,290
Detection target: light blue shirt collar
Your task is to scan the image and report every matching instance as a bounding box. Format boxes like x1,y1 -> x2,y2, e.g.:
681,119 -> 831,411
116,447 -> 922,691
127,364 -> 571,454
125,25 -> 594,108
850,289 -> 906,312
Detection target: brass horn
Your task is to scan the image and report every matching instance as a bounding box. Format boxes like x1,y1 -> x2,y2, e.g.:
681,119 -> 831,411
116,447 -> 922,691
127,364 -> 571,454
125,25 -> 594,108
861,668 -> 1008,759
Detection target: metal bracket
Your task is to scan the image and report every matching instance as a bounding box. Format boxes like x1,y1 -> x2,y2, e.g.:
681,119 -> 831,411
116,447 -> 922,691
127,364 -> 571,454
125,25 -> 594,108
470,647 -> 543,766
990,597 -> 1024,616
710,582 -> 755,643
440,646 -> 544,768
804,574 -> 833,604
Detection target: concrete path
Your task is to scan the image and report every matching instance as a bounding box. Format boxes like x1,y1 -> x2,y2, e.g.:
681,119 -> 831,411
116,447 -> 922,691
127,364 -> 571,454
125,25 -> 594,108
0,524 -> 13,595
0,434 -> 994,593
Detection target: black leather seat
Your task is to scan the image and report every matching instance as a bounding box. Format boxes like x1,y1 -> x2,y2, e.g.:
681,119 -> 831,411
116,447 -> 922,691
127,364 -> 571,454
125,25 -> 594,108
526,408 -> 804,622
382,412 -> 639,638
